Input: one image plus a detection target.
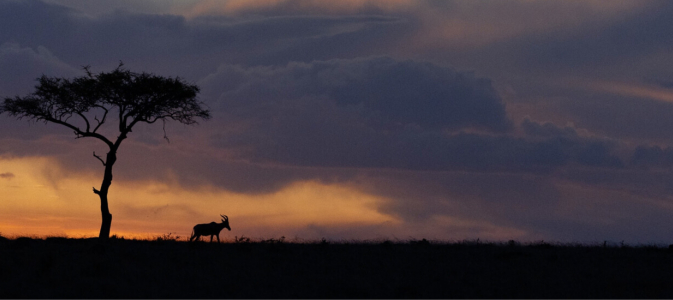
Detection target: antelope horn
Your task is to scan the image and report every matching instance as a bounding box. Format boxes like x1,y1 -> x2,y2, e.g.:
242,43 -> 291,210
221,214 -> 228,220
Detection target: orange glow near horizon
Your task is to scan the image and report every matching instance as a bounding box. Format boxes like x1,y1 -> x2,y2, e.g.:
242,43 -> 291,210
0,156 -> 399,240
0,156 -> 534,241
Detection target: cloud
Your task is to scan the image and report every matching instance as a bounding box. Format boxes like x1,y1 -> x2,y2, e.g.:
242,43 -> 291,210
521,118 -> 578,138
631,145 -> 673,169
203,56 -> 511,130
179,0 -> 416,18
650,78 -> 673,89
459,1 -> 673,85
0,132 -> 358,194
0,42 -> 80,140
0,119 -> 623,200
0,42 -> 78,96
0,172 -> 14,179
322,162 -> 673,243
199,57 -> 628,172
0,0 -> 409,80
556,93 -> 673,143
4,0 -> 670,91
202,56 -> 512,169
588,80 -> 673,103
503,77 -> 673,145
43,0 -> 174,16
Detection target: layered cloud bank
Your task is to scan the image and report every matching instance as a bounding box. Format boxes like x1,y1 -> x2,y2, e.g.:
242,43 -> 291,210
2,0 -> 673,243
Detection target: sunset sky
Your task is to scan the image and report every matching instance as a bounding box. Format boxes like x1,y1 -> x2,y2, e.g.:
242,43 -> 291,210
2,0 -> 673,243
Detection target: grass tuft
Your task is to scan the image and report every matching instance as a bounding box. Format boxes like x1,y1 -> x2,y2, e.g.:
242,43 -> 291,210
153,232 -> 180,242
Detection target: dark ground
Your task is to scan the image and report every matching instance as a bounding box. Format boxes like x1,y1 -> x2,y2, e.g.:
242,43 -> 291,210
1,235 -> 673,298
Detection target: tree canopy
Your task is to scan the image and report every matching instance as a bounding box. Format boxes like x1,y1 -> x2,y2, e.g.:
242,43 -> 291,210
1,64 -> 210,148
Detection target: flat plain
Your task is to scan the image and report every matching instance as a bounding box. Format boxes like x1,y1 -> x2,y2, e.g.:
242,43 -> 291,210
1,236 -> 672,298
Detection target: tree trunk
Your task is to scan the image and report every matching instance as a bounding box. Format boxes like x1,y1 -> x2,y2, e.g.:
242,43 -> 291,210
96,151 -> 117,239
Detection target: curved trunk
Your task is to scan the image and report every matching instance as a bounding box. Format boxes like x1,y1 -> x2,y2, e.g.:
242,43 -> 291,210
96,151 -> 117,239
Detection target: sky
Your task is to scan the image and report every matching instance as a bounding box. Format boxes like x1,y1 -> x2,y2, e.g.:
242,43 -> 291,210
2,0 -> 673,243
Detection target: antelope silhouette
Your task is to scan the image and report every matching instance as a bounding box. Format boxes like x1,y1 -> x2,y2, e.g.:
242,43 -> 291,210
190,214 -> 231,242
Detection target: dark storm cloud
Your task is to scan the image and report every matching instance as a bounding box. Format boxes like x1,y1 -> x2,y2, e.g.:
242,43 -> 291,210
111,141 -> 361,194
0,0 -> 408,79
631,145 -> 673,169
204,56 -> 511,131
358,161 -> 673,243
0,42 -> 79,140
0,42 -> 78,96
202,57 -> 623,172
362,170 -> 562,223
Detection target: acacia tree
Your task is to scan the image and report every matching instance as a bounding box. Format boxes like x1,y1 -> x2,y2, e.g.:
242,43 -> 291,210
0,64 -> 210,239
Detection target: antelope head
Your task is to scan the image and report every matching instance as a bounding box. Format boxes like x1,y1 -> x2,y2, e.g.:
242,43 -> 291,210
221,214 -> 231,231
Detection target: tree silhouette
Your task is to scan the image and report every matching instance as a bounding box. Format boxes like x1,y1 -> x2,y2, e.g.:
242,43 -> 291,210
0,63 -> 210,239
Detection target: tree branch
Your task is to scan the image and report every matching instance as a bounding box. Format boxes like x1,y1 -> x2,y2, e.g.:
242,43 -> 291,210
162,118 -> 170,143
93,106 -> 108,133
83,65 -> 93,77
47,116 -> 114,148
93,151 -> 106,166
77,112 -> 91,132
